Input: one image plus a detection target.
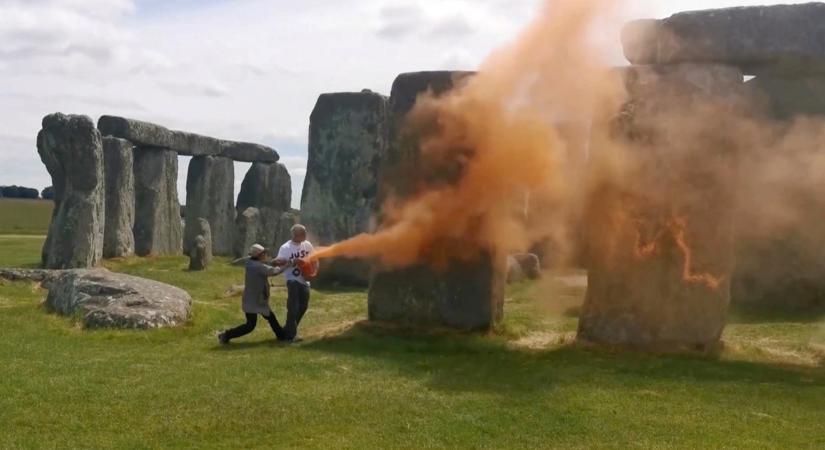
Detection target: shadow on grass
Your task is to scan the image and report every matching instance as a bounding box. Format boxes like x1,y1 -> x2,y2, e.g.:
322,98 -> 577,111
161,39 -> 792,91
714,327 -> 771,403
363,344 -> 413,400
301,321 -> 824,395
728,303 -> 825,324
211,340 -> 288,351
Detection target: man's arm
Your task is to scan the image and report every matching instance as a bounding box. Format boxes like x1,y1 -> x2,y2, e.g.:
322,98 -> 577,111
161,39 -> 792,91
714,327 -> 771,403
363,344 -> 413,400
262,263 -> 284,277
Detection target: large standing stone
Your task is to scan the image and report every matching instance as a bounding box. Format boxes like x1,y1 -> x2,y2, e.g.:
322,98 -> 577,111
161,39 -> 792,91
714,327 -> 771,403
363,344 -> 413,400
37,113 -> 105,269
133,147 -> 182,256
184,156 -> 234,255
301,90 -> 388,285
102,137 -> 135,258
578,64 -> 742,349
44,269 -> 191,329
97,116 -> 279,163
233,162 -> 291,256
367,71 -> 504,330
188,218 -> 212,271
622,4 -> 825,75
731,75 -> 825,310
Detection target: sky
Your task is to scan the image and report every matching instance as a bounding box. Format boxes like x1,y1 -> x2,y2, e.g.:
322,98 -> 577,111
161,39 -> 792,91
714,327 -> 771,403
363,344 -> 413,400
0,0 -> 809,208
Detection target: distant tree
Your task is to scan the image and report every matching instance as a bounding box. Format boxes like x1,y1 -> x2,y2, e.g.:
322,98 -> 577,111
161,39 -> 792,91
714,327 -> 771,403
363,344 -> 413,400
0,185 -> 41,199
21,187 -> 39,199
41,186 -> 55,200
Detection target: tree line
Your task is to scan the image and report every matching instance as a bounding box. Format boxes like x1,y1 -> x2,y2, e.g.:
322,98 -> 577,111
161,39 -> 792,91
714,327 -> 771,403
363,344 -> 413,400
0,185 -> 53,200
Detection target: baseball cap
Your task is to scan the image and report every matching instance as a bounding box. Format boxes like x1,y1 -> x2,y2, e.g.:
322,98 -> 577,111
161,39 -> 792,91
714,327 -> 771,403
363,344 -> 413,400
248,244 -> 266,257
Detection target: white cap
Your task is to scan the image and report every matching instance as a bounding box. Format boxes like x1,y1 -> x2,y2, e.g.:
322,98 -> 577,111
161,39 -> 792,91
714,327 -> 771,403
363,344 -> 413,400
248,244 -> 266,257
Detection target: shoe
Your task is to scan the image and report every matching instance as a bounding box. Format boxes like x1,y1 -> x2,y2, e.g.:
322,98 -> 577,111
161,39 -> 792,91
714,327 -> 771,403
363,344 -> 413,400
288,337 -> 304,344
218,332 -> 229,345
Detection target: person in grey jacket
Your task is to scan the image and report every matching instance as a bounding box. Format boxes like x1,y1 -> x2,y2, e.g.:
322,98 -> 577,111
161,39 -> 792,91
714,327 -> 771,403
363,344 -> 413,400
218,244 -> 286,344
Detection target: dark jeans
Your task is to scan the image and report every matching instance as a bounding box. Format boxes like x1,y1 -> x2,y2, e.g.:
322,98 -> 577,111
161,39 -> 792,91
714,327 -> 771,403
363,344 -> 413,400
284,281 -> 310,340
225,309 -> 285,341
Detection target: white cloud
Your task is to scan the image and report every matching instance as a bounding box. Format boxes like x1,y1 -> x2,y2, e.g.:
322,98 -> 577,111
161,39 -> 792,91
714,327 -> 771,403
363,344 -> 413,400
0,0 -> 810,209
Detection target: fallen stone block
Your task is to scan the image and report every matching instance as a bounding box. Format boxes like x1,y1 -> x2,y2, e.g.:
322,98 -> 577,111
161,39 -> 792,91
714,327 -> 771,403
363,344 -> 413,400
45,269 -> 191,329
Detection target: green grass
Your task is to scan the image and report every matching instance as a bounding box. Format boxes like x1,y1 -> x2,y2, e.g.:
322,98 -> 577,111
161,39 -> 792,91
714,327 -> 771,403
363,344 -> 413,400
0,198 -> 53,235
0,237 -> 823,448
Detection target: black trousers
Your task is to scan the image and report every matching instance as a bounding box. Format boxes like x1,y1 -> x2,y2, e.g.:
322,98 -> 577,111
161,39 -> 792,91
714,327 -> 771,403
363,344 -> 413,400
284,281 -> 310,340
225,309 -> 285,341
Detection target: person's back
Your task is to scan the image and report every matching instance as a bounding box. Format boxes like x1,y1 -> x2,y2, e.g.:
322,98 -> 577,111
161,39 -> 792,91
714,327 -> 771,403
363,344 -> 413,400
242,258 -> 272,315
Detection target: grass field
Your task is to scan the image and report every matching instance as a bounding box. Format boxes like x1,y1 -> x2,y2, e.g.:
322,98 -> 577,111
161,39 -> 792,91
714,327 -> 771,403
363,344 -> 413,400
0,198 -> 52,235
0,207 -> 823,448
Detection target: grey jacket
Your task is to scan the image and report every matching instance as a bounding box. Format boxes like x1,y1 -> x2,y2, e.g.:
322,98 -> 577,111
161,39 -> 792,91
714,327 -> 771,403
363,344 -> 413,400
242,259 -> 283,314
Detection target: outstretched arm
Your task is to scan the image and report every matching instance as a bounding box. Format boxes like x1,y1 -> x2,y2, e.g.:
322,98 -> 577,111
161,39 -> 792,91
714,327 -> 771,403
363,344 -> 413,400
263,264 -> 285,277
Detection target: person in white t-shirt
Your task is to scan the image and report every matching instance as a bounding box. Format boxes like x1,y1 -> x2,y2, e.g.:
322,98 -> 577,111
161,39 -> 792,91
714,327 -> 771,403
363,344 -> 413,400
273,224 -> 317,342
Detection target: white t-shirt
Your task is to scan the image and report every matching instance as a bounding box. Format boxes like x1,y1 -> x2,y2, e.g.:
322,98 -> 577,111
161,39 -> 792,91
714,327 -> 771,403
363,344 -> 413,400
277,240 -> 315,286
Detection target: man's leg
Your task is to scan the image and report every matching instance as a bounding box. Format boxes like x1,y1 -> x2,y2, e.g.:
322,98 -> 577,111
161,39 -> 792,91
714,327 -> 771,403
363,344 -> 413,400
223,313 -> 258,341
263,309 -> 285,340
284,281 -> 300,340
295,284 -> 310,326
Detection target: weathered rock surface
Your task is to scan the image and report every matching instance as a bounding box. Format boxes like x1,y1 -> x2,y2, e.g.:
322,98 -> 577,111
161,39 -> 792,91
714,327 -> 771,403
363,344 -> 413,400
187,218 -> 212,271
233,162 -> 291,256
506,254 -> 541,284
97,116 -> 279,163
731,75 -> 825,310
102,137 -> 135,258
44,269 -> 191,329
184,156 -> 234,255
622,4 -> 825,75
189,236 -> 210,271
368,256 -> 505,330
37,113 -> 105,269
301,91 -> 388,286
578,64 -> 741,349
368,71 -> 504,330
233,207 -> 260,258
275,210 -> 300,249
133,147 -> 182,256
747,75 -> 825,119
0,268 -> 62,283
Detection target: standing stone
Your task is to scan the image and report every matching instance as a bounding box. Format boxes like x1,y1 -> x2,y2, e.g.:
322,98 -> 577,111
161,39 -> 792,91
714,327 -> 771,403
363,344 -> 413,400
133,147 -> 182,256
233,207 -> 260,258
234,162 -> 291,256
37,113 -> 105,269
578,64 -> 742,349
731,75 -> 825,310
301,90 -> 388,286
275,210 -> 300,249
367,71 -> 505,330
102,137 -> 135,258
188,218 -> 212,271
184,156 -> 234,256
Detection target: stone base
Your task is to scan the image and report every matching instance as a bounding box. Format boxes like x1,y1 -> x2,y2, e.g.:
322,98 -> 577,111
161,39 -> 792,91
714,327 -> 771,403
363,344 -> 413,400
368,255 -> 504,330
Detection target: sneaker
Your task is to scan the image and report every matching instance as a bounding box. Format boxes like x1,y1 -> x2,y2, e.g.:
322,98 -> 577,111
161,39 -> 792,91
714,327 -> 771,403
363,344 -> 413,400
218,332 -> 229,345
